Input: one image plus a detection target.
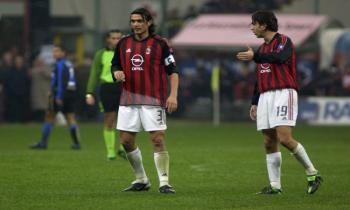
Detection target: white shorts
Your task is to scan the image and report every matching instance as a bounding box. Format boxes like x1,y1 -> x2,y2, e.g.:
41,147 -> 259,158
256,89 -> 298,131
117,105 -> 167,132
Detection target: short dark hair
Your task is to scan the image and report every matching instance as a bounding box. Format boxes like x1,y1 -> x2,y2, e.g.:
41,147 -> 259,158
252,11 -> 278,32
104,29 -> 122,40
130,7 -> 156,35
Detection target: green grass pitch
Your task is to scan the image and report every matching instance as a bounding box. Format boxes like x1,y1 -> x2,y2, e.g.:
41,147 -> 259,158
0,121 -> 349,210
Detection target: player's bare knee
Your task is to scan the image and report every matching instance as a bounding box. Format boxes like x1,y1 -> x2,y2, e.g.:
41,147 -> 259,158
104,112 -> 116,129
65,113 -> 76,124
120,139 -> 135,152
67,118 -> 76,125
122,142 -> 135,152
104,121 -> 115,129
280,137 -> 297,151
276,131 -> 291,146
152,138 -> 165,148
264,138 -> 278,152
263,138 -> 272,147
120,132 -> 136,152
45,111 -> 55,122
150,131 -> 166,151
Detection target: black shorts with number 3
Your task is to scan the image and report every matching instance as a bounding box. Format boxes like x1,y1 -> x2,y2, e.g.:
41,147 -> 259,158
99,83 -> 121,113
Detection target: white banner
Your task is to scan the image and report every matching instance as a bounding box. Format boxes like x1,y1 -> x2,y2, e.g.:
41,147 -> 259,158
299,97 -> 350,125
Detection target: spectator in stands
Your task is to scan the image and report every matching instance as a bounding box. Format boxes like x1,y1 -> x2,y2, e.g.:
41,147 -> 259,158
4,55 -> 31,122
30,56 -> 52,121
0,51 -> 14,122
233,62 -> 255,103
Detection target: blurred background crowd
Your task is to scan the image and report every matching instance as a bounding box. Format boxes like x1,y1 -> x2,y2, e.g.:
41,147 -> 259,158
0,0 -> 350,123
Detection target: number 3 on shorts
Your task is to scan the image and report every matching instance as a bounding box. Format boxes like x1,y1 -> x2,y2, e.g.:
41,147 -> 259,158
156,109 -> 165,125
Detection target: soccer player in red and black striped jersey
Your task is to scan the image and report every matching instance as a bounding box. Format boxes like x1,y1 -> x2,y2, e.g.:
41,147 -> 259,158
111,8 -> 178,194
237,11 -> 322,195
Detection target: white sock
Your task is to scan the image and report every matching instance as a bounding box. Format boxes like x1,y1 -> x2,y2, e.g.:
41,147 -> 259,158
266,152 -> 282,189
126,148 -> 148,183
154,151 -> 169,187
292,143 -> 318,175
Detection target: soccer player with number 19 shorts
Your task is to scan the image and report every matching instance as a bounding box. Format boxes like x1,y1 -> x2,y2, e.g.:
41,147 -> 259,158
237,10 -> 322,195
111,8 -> 179,194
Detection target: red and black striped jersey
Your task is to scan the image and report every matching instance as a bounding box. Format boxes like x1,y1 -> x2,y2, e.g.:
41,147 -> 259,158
111,34 -> 177,107
251,33 -> 298,105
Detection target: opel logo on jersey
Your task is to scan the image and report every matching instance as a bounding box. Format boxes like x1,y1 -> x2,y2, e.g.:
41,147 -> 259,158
131,54 -> 144,66
260,63 -> 271,73
131,54 -> 144,71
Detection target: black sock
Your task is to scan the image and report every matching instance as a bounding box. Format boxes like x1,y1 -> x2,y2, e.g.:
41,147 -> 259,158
69,124 -> 80,144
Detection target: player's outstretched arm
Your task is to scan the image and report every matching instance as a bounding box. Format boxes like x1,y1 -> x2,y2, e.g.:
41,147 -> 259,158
252,37 -> 293,64
236,46 -> 254,61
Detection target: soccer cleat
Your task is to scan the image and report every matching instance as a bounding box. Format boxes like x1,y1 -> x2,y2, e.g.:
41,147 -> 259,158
122,181 -> 151,192
107,155 -> 116,161
256,185 -> 282,195
71,143 -> 81,150
30,142 -> 47,150
117,148 -> 127,160
107,150 -> 116,160
307,173 -> 322,194
159,185 -> 176,194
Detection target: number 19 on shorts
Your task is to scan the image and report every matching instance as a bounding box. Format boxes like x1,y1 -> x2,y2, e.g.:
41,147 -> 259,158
276,106 -> 288,117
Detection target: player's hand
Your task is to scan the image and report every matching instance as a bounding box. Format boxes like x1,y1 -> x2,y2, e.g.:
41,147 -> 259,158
236,46 -> 254,61
56,98 -> 63,106
166,95 -> 177,114
114,71 -> 125,82
249,105 -> 257,121
86,94 -> 95,105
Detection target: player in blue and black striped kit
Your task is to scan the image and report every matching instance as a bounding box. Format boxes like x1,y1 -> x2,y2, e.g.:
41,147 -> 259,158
31,45 -> 81,150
